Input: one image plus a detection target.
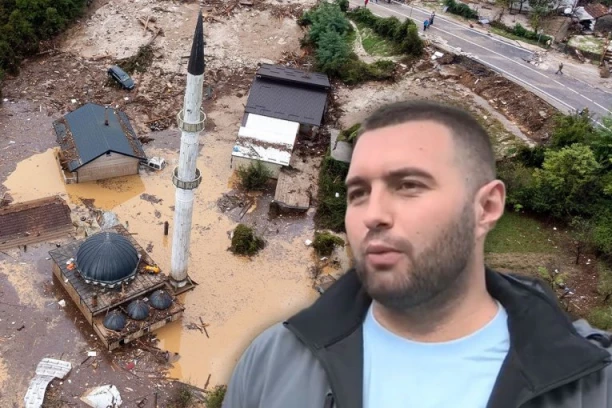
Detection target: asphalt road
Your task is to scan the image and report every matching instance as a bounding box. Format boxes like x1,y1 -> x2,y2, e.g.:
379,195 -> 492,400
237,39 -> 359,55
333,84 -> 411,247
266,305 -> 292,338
350,0 -> 612,125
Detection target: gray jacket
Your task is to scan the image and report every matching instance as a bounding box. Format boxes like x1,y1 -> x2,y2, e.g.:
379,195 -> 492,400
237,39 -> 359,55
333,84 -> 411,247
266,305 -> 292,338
223,269 -> 612,407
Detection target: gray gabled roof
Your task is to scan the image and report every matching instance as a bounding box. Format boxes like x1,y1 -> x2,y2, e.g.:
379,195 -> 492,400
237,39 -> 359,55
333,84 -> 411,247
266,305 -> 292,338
256,64 -> 330,90
54,103 -> 146,171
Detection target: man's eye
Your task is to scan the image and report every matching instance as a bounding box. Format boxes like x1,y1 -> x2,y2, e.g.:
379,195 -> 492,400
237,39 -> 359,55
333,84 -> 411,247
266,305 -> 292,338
348,189 -> 365,202
399,181 -> 423,190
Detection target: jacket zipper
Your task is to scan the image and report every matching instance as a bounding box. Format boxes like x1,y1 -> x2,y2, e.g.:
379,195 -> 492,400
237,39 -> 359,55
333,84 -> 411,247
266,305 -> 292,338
284,323 -> 338,408
324,392 -> 334,408
518,360 -> 611,406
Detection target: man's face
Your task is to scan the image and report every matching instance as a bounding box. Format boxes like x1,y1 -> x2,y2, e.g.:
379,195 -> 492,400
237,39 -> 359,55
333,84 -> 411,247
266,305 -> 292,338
345,121 -> 477,311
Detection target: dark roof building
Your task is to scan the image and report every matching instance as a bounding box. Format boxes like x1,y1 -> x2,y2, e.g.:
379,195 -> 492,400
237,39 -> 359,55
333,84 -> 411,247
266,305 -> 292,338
54,103 -> 146,172
76,231 -> 140,287
244,64 -> 330,127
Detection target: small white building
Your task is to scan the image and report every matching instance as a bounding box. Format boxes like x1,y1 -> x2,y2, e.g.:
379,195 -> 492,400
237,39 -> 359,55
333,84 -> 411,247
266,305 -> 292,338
231,114 -> 300,179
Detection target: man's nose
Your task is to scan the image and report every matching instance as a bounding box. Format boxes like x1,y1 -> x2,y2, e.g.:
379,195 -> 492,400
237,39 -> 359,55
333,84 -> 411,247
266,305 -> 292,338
363,188 -> 392,230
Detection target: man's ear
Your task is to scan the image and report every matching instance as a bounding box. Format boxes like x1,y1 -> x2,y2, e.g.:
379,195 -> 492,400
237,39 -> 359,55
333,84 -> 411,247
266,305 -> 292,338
474,180 -> 506,240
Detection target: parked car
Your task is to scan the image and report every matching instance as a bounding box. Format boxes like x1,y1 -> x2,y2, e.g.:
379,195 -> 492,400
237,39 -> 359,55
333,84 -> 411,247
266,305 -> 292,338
143,157 -> 166,171
107,65 -> 135,90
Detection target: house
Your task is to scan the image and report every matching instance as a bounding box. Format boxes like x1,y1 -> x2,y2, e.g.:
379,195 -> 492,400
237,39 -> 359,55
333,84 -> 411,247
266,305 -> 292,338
584,4 -> 612,31
231,64 -> 330,177
231,114 -> 300,179
243,63 -> 330,132
53,103 -> 146,184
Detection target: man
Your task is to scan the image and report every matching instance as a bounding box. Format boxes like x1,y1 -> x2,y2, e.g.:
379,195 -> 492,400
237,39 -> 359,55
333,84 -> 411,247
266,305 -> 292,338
223,101 -> 612,408
430,11 -> 435,25
423,19 -> 429,31
556,62 -> 564,74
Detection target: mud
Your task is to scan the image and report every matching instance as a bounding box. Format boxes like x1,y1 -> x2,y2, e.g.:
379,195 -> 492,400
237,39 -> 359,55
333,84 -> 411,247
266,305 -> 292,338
0,0 -> 575,402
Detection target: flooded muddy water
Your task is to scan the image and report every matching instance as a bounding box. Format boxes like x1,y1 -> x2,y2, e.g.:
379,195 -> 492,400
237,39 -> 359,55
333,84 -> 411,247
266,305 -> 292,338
2,115 -> 322,389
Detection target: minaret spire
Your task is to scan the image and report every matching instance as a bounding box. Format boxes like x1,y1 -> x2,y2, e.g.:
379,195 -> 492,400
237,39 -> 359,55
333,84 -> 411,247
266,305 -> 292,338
188,11 -> 205,76
170,11 -> 206,290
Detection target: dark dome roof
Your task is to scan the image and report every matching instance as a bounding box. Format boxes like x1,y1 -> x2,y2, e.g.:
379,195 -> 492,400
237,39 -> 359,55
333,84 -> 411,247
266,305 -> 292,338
103,310 -> 127,331
127,300 -> 150,320
149,290 -> 173,310
76,232 -> 140,287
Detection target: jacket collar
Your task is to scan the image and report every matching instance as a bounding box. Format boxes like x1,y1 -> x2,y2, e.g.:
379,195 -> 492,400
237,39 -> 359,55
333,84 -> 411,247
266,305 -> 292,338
286,268 -> 610,406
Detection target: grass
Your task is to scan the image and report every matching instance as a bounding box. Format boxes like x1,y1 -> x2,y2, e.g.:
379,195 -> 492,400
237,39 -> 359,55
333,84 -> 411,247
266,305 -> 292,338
485,212 -> 558,254
568,35 -> 605,54
489,27 -> 547,48
205,385 -> 227,408
314,155 -> 350,232
355,21 -> 398,56
345,26 -> 357,49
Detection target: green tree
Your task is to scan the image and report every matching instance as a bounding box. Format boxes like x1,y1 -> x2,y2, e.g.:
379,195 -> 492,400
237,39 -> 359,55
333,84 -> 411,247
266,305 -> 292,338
528,0 -> 552,34
569,216 -> 596,264
532,144 -> 602,217
316,29 -> 351,74
307,2 -> 349,45
549,112 -> 595,150
593,210 -> 612,256
590,115 -> 612,170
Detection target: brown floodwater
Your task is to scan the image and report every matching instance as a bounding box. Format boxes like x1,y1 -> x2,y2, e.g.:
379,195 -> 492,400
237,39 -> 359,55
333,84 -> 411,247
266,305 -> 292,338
3,140 -> 320,388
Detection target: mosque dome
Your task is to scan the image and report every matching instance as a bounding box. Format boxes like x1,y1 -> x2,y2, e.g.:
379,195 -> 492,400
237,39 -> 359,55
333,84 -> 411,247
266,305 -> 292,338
127,300 -> 150,320
149,290 -> 173,310
76,232 -> 140,287
103,310 -> 127,331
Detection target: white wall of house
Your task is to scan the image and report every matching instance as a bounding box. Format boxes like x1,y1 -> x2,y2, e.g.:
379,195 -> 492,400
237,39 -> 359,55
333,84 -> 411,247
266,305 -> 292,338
231,156 -> 283,179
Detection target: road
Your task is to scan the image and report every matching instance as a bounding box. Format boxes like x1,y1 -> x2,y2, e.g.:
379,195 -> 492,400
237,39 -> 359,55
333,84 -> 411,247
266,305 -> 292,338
350,0 -> 612,125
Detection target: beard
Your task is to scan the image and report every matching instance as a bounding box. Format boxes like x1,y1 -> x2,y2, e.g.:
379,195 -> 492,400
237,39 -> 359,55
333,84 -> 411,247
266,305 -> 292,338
355,202 -> 476,313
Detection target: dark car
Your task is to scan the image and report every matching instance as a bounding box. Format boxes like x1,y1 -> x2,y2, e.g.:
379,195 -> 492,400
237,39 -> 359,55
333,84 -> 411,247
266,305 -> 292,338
107,65 -> 135,90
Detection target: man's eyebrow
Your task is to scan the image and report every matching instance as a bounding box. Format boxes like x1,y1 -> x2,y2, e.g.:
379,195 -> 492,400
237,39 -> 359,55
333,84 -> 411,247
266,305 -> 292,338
346,167 -> 436,188
385,167 -> 436,184
345,175 -> 367,189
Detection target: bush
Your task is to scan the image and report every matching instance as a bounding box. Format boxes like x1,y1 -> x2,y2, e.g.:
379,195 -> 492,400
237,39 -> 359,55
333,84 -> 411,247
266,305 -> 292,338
313,231 -> 345,256
315,155 -> 350,232
444,0 -> 478,20
316,29 -> 351,75
588,306 -> 612,330
205,385 -> 227,408
497,160 -> 537,211
236,161 -> 272,191
347,8 -> 423,57
335,0 -> 350,12
169,383 -> 196,408
489,20 -> 552,44
339,123 -> 361,143
230,224 -> 265,256
337,55 -> 395,84
593,211 -> 612,255
514,144 -> 546,168
549,112 -> 595,150
531,144 -> 602,217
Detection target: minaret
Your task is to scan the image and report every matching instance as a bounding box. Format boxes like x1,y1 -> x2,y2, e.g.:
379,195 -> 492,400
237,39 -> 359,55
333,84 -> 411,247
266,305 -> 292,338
170,12 -> 205,289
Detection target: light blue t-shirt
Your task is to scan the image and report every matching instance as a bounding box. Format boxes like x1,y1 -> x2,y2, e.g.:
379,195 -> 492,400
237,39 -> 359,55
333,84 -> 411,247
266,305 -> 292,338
363,302 -> 510,408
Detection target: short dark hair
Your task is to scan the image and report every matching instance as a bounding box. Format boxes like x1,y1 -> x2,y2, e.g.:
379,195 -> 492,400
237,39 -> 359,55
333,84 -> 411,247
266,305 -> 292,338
358,100 -> 496,192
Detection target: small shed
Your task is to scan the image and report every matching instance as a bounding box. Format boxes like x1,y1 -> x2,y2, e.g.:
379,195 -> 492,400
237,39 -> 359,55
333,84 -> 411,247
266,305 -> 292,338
244,64 -> 330,132
53,103 -> 146,184
231,114 -> 299,178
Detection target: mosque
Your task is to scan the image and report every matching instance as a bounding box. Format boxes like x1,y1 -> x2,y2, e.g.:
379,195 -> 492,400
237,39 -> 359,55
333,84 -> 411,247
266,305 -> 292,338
48,225 -> 184,350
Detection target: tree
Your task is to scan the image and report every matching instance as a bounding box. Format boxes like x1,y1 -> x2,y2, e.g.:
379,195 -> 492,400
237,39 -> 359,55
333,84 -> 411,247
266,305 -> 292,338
550,112 -> 596,150
316,29 -> 351,75
528,0 -> 552,34
532,144 -> 602,217
495,0 -> 513,20
589,115 -> 612,170
569,216 -> 595,265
